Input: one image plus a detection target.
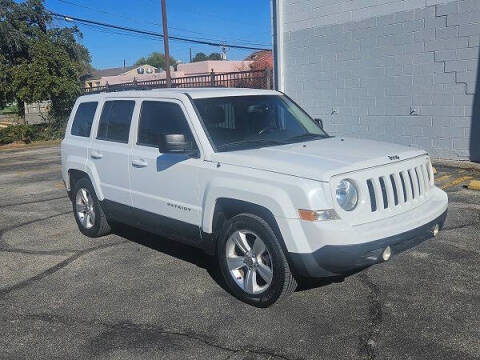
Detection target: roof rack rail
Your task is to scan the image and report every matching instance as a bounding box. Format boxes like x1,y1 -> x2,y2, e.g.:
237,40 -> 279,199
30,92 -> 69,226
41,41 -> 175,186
83,84 -> 170,95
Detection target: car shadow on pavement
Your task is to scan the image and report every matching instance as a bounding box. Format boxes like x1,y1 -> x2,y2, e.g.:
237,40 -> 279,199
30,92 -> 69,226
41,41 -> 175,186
110,223 -> 232,293
110,223 -> 345,294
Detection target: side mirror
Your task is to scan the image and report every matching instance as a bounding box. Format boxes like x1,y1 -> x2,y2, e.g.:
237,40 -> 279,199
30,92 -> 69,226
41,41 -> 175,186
159,134 -> 187,153
314,118 -> 324,129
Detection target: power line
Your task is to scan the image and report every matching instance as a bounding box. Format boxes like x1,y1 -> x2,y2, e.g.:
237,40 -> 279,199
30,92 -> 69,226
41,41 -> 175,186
49,11 -> 271,51
50,0 -> 271,47
68,21 -> 260,54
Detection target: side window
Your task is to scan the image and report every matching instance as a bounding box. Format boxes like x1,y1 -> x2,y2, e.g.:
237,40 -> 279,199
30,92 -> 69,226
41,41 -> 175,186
71,102 -> 98,137
97,100 -> 135,143
137,101 -> 196,148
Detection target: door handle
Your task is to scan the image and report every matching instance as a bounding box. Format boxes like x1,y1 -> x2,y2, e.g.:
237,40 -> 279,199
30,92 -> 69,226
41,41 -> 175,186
132,159 -> 148,168
91,151 -> 103,159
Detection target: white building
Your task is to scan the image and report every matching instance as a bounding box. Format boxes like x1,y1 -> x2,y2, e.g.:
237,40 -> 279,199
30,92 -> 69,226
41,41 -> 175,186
272,0 -> 480,161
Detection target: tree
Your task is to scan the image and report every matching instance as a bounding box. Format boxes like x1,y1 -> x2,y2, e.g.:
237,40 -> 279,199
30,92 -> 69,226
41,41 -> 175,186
208,52 -> 222,60
0,0 -> 91,117
192,52 -> 223,62
13,33 -> 83,116
135,52 -> 177,71
0,55 -> 11,107
192,52 -> 208,62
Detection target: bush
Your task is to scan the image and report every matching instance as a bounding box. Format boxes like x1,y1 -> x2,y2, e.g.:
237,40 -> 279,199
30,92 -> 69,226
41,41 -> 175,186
0,108 -> 69,146
0,104 -> 18,115
0,121 -> 66,145
0,124 -> 34,144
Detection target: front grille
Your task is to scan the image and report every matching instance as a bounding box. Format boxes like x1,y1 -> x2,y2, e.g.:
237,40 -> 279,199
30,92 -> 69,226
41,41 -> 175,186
366,159 -> 432,213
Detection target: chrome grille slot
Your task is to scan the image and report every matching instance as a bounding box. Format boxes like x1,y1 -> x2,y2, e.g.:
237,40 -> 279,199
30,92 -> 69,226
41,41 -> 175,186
415,167 -> 423,196
379,177 -> 388,209
390,174 -> 399,206
399,172 -> 408,202
367,179 -> 377,212
372,177 -> 384,210
426,162 -> 432,184
421,164 -> 429,191
363,158 -> 433,213
408,169 -> 418,199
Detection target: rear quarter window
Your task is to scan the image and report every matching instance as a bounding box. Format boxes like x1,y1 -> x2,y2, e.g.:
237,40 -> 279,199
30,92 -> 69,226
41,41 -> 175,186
71,102 -> 98,137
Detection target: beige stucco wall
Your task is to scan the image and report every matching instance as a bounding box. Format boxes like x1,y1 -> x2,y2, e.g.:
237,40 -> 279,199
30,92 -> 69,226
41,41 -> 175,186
177,60 -> 253,75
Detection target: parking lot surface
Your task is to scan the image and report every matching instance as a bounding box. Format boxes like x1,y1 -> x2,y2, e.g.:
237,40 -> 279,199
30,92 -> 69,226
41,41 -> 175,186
0,145 -> 479,360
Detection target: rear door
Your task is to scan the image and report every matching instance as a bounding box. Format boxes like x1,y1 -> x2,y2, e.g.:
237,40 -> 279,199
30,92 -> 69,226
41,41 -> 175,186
89,99 -> 137,218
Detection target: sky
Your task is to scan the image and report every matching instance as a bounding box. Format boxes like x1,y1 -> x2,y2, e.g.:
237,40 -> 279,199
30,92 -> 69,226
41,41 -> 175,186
44,0 -> 273,69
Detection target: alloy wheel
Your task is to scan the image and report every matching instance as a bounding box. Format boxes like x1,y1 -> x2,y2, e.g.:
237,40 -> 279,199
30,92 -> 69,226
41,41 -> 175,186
225,230 -> 273,295
75,188 -> 95,229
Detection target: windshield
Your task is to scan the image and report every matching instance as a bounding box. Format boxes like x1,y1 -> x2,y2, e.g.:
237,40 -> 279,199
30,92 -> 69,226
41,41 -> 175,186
193,95 -> 329,152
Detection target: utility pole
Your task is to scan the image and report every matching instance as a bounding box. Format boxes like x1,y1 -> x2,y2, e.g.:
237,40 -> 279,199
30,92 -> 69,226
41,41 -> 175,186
221,43 -> 227,60
161,0 -> 171,88
189,48 -> 192,63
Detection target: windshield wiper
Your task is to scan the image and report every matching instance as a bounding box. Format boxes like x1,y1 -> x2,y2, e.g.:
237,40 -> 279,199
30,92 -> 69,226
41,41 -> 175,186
217,139 -> 287,151
286,133 -> 328,142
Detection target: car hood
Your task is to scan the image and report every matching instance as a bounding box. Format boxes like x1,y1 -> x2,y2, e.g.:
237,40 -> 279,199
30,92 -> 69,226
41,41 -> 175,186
210,137 -> 426,182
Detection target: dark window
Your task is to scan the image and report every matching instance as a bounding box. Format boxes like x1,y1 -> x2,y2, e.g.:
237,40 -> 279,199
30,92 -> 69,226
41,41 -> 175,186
138,101 -> 195,147
97,100 -> 135,143
71,102 -> 98,137
193,95 -> 328,152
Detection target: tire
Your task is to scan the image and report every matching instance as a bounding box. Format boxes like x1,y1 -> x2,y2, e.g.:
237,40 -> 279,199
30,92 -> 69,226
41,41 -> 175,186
72,177 -> 111,237
217,213 -> 297,307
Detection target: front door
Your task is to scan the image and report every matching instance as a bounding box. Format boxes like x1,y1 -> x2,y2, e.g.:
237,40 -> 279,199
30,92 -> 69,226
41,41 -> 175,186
129,99 -> 203,242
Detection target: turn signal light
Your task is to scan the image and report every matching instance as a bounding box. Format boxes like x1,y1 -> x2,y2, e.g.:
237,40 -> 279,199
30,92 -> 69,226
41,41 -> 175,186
298,209 -> 339,221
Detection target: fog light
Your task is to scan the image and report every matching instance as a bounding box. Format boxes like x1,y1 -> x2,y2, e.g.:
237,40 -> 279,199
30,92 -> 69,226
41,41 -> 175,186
433,224 -> 440,237
382,246 -> 392,261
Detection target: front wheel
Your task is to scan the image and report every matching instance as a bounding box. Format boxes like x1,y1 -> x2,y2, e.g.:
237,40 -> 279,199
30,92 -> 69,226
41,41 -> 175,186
72,177 -> 111,237
217,214 -> 297,307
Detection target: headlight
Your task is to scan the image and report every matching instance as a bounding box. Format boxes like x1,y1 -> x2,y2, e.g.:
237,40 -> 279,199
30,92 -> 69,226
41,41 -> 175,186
336,179 -> 358,211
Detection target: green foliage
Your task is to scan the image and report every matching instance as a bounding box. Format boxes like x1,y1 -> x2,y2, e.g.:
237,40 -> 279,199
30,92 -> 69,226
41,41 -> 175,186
192,52 -> 223,62
0,124 -> 36,144
0,0 -> 91,118
135,52 -> 177,71
207,52 -> 222,60
0,103 -> 17,114
0,113 -> 67,145
192,52 -> 208,62
0,54 -> 12,104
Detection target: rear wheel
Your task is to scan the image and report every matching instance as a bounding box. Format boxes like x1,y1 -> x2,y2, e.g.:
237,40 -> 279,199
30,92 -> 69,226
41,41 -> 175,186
72,178 -> 111,237
217,214 -> 297,307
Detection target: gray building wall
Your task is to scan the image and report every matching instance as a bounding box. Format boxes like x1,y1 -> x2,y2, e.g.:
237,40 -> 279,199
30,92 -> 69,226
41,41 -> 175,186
276,0 -> 480,161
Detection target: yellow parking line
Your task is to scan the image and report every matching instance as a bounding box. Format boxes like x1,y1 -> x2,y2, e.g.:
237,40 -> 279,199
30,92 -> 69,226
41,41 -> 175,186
441,176 -> 473,190
435,175 -> 451,183
468,180 -> 480,191
55,182 -> 65,190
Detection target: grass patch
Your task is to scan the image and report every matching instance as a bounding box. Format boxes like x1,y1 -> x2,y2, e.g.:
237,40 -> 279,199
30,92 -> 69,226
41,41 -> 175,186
0,104 -> 18,115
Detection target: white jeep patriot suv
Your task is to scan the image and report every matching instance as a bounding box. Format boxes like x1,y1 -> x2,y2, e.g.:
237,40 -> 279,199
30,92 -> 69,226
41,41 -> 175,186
61,88 -> 448,307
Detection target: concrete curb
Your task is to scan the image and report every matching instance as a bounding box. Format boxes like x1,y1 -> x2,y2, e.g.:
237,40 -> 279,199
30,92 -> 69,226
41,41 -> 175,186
432,158 -> 480,171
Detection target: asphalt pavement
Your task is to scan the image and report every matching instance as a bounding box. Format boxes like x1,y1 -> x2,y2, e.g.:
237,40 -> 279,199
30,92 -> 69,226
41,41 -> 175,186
0,145 -> 479,360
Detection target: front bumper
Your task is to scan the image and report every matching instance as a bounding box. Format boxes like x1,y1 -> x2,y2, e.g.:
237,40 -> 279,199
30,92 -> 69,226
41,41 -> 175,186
289,210 -> 447,278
